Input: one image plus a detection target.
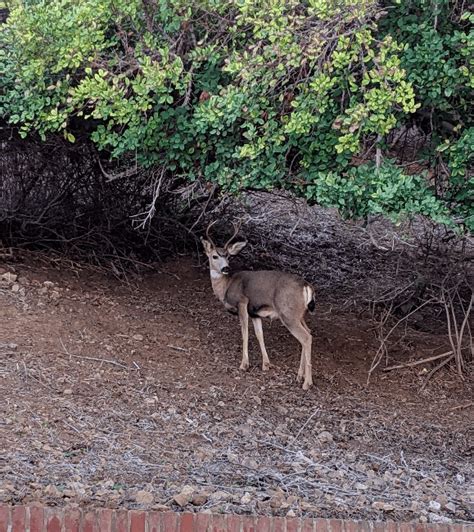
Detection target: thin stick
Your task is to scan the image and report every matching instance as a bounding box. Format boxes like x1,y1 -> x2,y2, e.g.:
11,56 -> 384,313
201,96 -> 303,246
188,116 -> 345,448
59,338 -> 130,369
367,298 -> 435,384
420,353 -> 454,392
167,345 -> 188,352
450,402 -> 473,411
293,408 -> 320,443
383,351 -> 453,371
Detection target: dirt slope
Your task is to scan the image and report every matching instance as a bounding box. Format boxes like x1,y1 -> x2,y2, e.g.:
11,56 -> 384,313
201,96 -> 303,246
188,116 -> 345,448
0,256 -> 472,525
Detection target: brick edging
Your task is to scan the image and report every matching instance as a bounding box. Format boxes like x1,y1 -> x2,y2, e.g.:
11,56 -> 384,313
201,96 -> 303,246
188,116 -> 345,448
0,505 -> 469,531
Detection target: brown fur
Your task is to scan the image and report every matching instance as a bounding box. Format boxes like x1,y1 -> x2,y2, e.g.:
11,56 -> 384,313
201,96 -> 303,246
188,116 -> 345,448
202,230 -> 315,390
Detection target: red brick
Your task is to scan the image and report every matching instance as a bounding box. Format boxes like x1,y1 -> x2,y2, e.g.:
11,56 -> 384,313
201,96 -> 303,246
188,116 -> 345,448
0,505 -> 10,532
129,510 -> 146,532
161,512 -> 179,532
326,519 -> 344,532
45,508 -> 63,532
255,516 -> 272,532
286,517 -> 301,532
194,512 -> 212,531
97,508 -> 113,532
226,514 -> 242,532
381,523 -> 399,532
301,517 -> 314,531
113,509 -> 129,532
11,506 -> 26,532
28,506 -> 44,532
272,516 -> 287,532
147,511 -> 162,532
211,514 -> 227,532
82,510 -> 98,532
345,521 -> 372,532
371,523 -> 386,532
241,515 -> 257,532
313,518 -> 329,531
63,508 -> 81,532
179,512 -> 194,532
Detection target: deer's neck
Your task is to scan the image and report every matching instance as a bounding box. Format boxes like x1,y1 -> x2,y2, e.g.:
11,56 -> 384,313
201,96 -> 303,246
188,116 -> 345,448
210,270 -> 231,303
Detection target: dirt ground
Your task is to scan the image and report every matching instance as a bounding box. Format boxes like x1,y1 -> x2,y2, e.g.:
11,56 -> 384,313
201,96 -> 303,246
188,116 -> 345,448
0,254 -> 472,525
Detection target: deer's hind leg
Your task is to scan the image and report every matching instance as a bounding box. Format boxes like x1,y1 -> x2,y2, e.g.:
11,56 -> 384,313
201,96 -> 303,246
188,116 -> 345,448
297,319 -> 311,381
238,299 -> 250,371
281,317 -> 313,390
252,317 -> 271,371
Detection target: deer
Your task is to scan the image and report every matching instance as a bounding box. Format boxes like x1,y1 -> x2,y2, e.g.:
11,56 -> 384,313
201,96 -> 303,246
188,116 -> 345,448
201,221 -> 315,390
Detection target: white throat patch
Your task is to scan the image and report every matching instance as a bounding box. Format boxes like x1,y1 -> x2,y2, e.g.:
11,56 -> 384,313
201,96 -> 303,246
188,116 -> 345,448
210,270 -> 223,279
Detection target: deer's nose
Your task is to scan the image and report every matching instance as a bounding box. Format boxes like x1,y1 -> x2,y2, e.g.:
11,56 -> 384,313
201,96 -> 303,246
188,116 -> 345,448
221,266 -> 230,275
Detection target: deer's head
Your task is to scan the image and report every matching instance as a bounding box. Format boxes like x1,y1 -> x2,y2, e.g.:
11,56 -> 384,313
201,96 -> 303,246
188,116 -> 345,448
201,221 -> 247,276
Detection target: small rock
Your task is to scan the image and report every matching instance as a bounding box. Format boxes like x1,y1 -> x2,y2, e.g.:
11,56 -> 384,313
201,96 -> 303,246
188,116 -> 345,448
209,490 -> 231,502
0,343 -> 17,351
173,485 -> 195,507
63,389 -> 73,395
436,494 -> 448,507
134,490 -> 154,505
429,500 -> 441,512
44,484 -> 61,497
133,334 -> 144,341
240,492 -> 252,505
428,512 -> 452,524
445,502 -> 456,513
270,494 -> 285,509
318,431 -> 333,444
43,281 -> 55,288
191,493 -> 208,506
2,272 -> 17,283
11,283 -> 20,292
286,509 -> 296,517
151,504 -> 169,511
372,501 -> 394,512
241,457 -> 258,469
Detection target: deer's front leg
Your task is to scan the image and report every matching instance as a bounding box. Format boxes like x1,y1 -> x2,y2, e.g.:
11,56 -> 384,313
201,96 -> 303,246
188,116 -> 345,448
252,317 -> 271,371
238,300 -> 250,371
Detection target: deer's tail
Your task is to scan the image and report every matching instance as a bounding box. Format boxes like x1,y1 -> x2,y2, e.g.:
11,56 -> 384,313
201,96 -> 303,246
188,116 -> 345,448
304,284 -> 316,313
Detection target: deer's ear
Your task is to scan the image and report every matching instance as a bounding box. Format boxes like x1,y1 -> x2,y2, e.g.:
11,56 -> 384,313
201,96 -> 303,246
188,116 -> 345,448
227,240 -> 247,256
200,237 -> 214,255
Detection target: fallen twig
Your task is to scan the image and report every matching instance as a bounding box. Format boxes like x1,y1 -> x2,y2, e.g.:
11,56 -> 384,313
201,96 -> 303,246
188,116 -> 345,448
383,351 -> 453,372
59,338 -> 130,369
450,402 -> 473,411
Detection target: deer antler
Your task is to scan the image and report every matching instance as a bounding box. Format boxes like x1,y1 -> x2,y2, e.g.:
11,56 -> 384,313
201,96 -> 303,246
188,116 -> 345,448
224,220 -> 242,249
205,220 -> 218,247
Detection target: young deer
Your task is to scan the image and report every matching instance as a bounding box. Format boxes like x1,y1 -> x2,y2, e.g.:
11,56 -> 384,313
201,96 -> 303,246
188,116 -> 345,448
201,221 -> 315,390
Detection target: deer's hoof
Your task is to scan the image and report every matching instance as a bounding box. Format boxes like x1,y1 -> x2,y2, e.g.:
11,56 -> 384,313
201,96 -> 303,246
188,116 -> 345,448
297,372 -> 304,382
302,380 -> 313,391
240,362 -> 249,371
262,363 -> 271,372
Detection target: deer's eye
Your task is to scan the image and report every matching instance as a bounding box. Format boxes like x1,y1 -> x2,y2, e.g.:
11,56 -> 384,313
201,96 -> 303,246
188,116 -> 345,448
212,255 -> 219,259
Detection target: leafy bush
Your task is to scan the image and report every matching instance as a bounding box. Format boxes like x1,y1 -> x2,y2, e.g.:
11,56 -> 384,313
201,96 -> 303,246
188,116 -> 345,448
0,0 -> 472,230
